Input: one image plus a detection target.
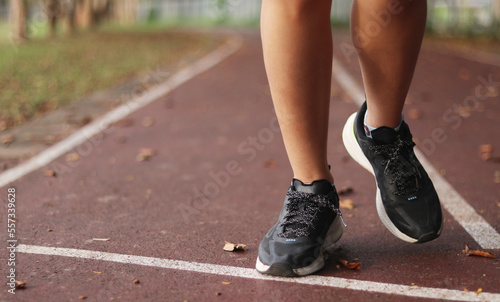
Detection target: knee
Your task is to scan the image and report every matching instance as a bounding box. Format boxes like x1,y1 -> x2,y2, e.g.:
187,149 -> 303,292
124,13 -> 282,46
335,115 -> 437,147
265,0 -> 332,22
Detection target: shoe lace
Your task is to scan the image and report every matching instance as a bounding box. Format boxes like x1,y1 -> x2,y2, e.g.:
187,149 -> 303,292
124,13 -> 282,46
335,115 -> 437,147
369,136 -> 421,196
278,191 -> 344,238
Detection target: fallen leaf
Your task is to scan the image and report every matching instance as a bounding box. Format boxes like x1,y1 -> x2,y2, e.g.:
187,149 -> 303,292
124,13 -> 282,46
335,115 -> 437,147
337,187 -> 354,196
137,148 -> 156,161
79,296 -> 87,300
479,144 -> 494,161
456,105 -> 471,118
14,280 -> 26,289
221,281 -> 231,285
215,292 -> 222,296
264,160 -> 276,168
337,259 -> 361,270
479,144 -> 493,154
92,271 -> 102,274
66,153 -> 81,162
463,244 -> 496,259
133,279 -> 140,284
44,170 -> 56,177
476,288 -> 483,294
408,108 -> 423,120
92,238 -> 111,242
468,250 -> 496,259
481,153 -> 492,161
483,86 -> 499,97
223,241 -> 247,252
495,171 -> 500,184
339,199 -> 355,210
142,116 -> 155,127
47,229 -> 53,232
1,134 -> 14,145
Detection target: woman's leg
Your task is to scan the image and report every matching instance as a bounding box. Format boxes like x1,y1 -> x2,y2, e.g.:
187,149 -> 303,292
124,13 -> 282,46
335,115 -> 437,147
351,0 -> 427,128
261,0 -> 334,183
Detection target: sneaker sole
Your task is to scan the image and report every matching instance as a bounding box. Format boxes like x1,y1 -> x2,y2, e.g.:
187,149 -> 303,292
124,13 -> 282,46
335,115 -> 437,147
342,113 -> 420,243
255,215 -> 344,277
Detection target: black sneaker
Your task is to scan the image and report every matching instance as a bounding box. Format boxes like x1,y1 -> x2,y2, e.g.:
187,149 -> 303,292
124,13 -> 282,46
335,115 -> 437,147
256,179 -> 344,277
342,102 -> 443,243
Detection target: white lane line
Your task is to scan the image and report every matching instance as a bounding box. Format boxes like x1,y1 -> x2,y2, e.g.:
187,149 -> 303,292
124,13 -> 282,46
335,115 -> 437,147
332,56 -> 500,250
17,244 -> 499,301
0,35 -> 243,189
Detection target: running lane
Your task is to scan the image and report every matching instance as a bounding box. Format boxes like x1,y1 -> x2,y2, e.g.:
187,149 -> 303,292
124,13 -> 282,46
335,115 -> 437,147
2,31 -> 498,301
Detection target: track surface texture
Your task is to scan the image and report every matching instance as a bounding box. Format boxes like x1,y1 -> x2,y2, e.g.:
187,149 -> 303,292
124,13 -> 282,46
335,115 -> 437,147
1,31 -> 499,302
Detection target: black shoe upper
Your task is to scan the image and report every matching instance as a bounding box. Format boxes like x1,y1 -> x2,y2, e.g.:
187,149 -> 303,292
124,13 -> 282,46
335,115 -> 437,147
354,102 -> 443,241
258,179 -> 342,269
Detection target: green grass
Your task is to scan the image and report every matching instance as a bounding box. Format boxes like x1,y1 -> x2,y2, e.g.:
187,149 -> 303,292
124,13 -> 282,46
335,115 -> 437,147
0,23 -> 220,128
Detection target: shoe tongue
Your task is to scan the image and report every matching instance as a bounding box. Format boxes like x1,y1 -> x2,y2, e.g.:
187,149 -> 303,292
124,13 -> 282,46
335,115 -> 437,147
371,126 -> 398,144
292,179 -> 333,195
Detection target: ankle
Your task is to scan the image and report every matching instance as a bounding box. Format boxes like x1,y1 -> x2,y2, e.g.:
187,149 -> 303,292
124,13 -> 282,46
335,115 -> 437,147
293,172 -> 334,184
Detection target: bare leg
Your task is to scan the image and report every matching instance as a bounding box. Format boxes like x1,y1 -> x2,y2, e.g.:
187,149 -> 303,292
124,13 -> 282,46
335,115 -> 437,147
351,0 -> 427,128
261,0 -> 334,183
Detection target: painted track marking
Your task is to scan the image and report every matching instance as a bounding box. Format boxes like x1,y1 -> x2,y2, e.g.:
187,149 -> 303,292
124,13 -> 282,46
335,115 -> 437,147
17,244 -> 499,301
0,35 -> 243,189
1,33 -> 498,299
331,56 -> 500,249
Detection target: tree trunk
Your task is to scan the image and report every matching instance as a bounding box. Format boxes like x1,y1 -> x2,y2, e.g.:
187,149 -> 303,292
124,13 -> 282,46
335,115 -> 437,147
44,0 -> 60,38
76,0 -> 93,29
9,0 -> 27,42
63,0 -> 77,35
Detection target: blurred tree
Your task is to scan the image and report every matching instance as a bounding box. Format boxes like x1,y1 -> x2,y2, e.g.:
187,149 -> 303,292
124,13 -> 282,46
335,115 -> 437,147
75,0 -> 111,29
113,0 -> 138,25
9,0 -> 28,42
44,0 -> 60,38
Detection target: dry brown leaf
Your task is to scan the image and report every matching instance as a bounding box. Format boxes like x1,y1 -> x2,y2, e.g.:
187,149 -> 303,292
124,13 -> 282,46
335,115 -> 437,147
495,171 -> 500,184
338,187 -> 354,196
479,144 -> 494,154
79,296 -> 87,300
44,170 -> 56,177
463,244 -> 496,259
215,292 -> 222,296
468,250 -> 496,259
337,259 -> 361,270
223,241 -> 248,252
221,281 -> 231,285
1,134 -> 14,145
479,144 -> 494,161
133,279 -> 140,284
481,153 -> 492,161
142,116 -> 155,127
137,148 -> 156,161
457,106 -> 471,118
14,280 -> 26,289
339,199 -> 355,210
264,160 -> 277,168
66,153 -> 81,162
